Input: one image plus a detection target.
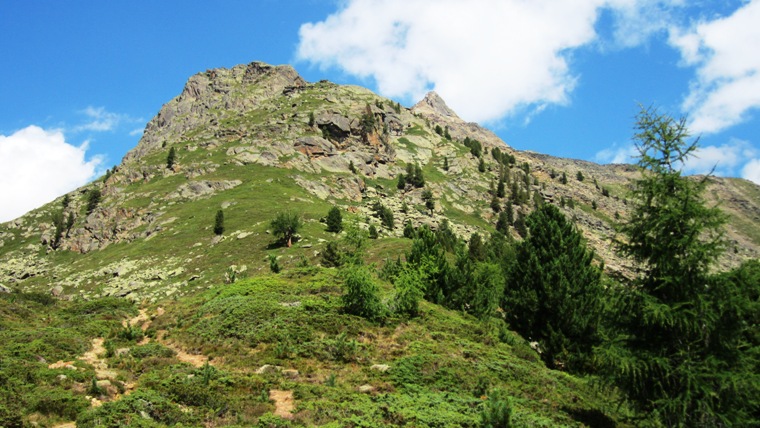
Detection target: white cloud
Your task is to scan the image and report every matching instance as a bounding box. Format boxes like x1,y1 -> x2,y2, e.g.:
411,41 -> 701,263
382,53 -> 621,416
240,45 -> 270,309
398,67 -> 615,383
74,106 -> 139,133
605,0 -> 683,48
742,158 -> 760,184
0,126 -> 102,222
670,0 -> 760,133
595,137 -> 760,181
594,143 -> 638,164
297,0 -> 679,123
683,139 -> 758,175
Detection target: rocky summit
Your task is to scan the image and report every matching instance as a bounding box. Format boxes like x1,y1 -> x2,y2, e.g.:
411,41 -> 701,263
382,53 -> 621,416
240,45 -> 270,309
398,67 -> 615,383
1,61 -> 759,301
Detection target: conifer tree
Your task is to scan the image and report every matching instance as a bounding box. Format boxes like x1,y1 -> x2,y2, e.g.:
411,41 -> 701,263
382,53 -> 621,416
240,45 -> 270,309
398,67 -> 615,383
325,206 -> 343,233
86,189 -> 101,214
496,178 -> 506,198
214,209 -> 225,235
596,107 -> 756,426
166,147 -> 176,169
505,204 -> 603,371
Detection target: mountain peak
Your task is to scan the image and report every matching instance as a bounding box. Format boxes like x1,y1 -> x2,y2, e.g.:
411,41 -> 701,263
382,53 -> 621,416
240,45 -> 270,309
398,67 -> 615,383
413,91 -> 460,120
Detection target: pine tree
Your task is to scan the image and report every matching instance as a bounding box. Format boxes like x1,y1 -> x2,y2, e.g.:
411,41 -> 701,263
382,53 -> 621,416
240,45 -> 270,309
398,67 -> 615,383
325,206 -> 343,233
214,209 -> 225,235
368,224 -> 378,239
166,147 -> 176,170
396,173 -> 406,190
496,178 -> 506,198
86,189 -> 101,214
422,189 -> 434,215
443,157 -> 449,171
505,204 -> 603,371
596,107 -> 755,426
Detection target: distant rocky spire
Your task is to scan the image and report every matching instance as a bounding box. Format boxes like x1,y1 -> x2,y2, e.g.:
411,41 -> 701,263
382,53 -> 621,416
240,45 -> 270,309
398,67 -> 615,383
412,91 -> 460,120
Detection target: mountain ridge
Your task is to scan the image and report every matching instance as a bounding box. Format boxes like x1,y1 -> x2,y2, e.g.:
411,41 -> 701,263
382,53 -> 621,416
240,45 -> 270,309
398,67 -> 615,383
0,60 -> 758,301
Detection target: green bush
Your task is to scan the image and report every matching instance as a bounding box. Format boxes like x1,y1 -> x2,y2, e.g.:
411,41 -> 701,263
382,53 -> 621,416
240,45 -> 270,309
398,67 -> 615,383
480,389 -> 514,428
130,343 -> 176,359
31,388 -> 89,420
340,265 -> 384,321
393,267 -> 425,318
77,389 -> 194,427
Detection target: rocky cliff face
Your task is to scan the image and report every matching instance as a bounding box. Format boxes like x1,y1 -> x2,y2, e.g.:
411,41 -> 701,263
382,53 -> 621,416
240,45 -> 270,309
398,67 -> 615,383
1,61 -> 758,301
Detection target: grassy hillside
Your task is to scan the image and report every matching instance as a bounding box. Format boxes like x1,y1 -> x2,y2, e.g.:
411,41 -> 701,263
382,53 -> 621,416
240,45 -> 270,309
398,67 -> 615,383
1,269 -> 633,427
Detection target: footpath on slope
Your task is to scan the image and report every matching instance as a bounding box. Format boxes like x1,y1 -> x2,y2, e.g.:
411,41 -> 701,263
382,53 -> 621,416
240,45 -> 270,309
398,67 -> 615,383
50,306 -> 297,425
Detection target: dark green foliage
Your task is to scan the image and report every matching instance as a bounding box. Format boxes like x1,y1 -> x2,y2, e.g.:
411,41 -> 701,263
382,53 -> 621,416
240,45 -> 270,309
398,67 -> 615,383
77,389 -> 194,427
368,224 -> 378,239
349,160 -> 357,174
480,389 -> 514,428
379,256 -> 403,283
268,254 -> 280,273
601,187 -> 610,197
308,111 -> 315,127
213,209 -> 224,235
340,265 -> 384,321
270,211 -> 302,247
393,266 -> 425,318
560,171 -> 568,184
321,241 -> 343,268
166,146 -> 176,169
576,171 -> 584,181
496,178 -> 505,198
422,189 -> 435,214
62,194 -> 71,209
478,157 -> 486,173
325,206 -> 343,233
86,188 -> 101,214
469,263 -> 504,319
434,124 -> 443,136
397,173 -> 406,190
51,210 -> 65,249
468,233 -> 486,261
465,137 -> 483,158
495,211 -> 510,235
444,126 -> 451,140
597,107 -> 757,426
490,195 -> 501,213
32,388 -> 90,420
360,104 -> 376,136
514,212 -> 527,238
403,220 -> 415,239
443,157 -> 449,171
591,200 -> 597,210
65,212 -> 75,237
505,204 -> 603,371
504,201 -> 514,226
372,202 -> 394,229
405,163 -> 425,188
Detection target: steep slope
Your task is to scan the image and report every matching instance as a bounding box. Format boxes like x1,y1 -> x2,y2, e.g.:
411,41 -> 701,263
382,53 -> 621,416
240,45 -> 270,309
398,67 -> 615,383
0,61 -> 758,301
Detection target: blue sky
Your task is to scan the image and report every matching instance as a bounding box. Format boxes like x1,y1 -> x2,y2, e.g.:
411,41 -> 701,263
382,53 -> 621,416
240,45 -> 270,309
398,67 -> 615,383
2,0 -> 759,221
